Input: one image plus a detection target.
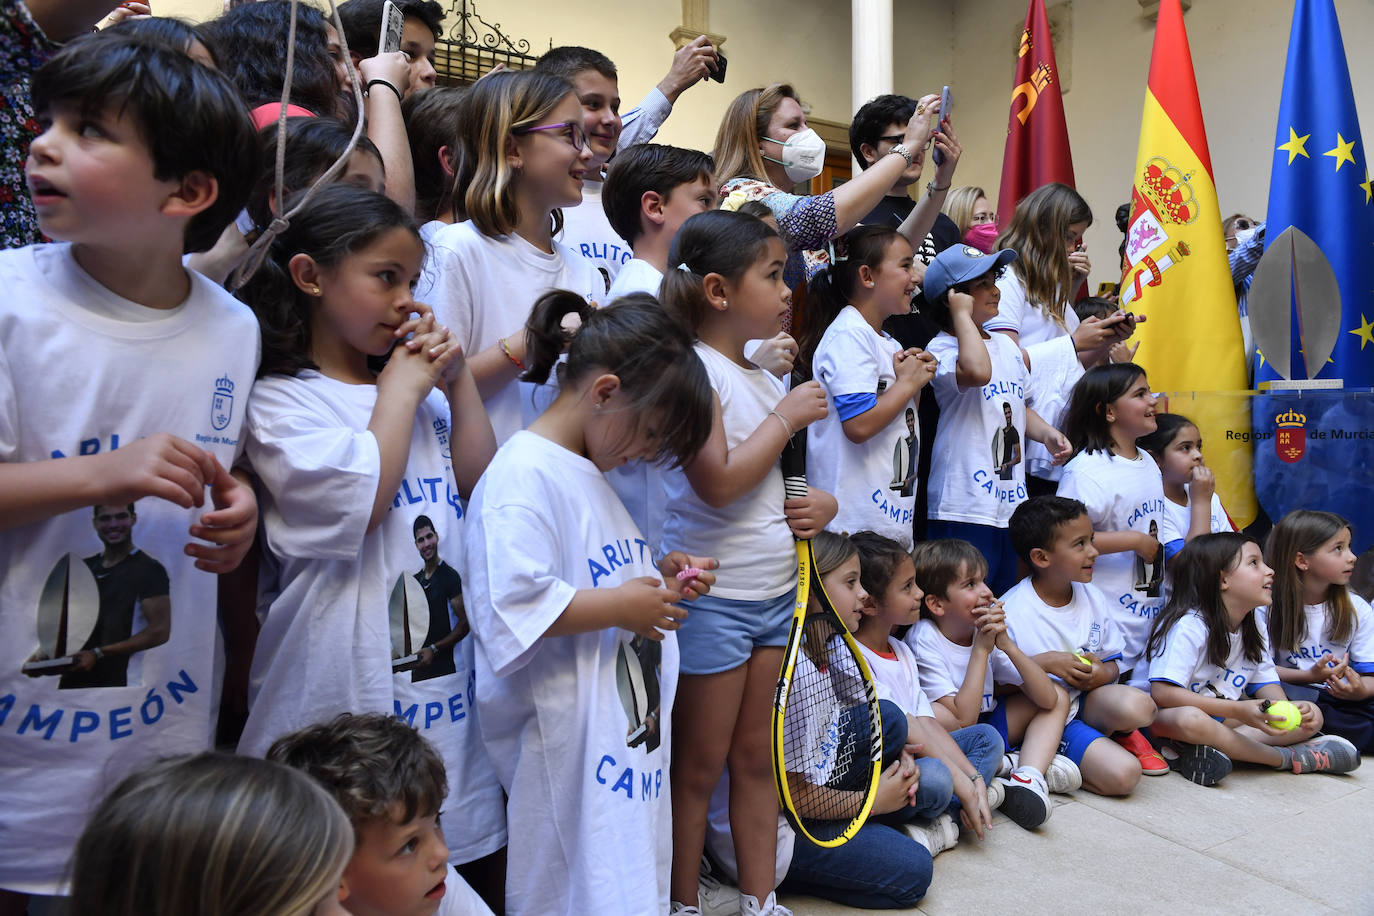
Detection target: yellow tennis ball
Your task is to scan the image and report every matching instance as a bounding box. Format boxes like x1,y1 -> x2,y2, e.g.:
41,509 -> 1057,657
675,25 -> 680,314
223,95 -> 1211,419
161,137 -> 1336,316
1266,700 -> 1302,730
1075,654 -> 1092,667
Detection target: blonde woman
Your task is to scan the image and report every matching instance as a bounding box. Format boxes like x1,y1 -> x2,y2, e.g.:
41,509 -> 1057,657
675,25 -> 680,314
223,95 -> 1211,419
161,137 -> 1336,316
942,185 -> 998,252
712,83 -> 951,294
69,754 -> 352,916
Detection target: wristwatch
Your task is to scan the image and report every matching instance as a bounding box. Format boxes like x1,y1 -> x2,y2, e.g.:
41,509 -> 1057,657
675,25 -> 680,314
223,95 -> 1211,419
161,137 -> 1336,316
888,143 -> 915,167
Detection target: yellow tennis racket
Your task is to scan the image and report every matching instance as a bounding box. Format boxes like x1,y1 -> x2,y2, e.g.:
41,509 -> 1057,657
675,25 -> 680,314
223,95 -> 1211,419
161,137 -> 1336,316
771,427 -> 884,847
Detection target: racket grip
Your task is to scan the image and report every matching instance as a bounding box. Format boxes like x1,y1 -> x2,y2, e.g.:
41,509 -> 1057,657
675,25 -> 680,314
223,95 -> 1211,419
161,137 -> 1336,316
779,426 -> 808,500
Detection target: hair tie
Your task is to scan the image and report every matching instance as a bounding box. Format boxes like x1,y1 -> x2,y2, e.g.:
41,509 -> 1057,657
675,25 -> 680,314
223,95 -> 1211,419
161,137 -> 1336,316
677,262 -> 693,273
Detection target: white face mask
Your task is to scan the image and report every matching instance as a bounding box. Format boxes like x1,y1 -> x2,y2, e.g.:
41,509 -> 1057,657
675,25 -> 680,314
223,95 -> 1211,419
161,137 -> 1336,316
1233,226 -> 1258,247
762,128 -> 826,184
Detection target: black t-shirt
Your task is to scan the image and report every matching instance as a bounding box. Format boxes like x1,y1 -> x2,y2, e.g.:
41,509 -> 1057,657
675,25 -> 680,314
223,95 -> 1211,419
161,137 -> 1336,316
60,549 -> 169,690
413,561 -> 462,681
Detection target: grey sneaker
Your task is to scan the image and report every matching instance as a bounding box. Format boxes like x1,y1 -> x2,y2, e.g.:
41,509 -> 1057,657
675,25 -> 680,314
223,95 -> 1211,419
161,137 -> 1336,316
1160,740 -> 1232,786
1288,734 -> 1361,775
998,766 -> 1052,830
904,812 -> 960,857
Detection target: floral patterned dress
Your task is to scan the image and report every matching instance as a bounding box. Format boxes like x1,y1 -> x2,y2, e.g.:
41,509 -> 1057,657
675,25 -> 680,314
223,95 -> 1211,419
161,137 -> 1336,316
2,0 -> 58,249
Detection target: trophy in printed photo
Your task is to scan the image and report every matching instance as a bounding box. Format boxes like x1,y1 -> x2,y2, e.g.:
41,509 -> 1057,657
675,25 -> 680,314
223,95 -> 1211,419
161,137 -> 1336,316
389,573 -> 431,673
23,553 -> 100,675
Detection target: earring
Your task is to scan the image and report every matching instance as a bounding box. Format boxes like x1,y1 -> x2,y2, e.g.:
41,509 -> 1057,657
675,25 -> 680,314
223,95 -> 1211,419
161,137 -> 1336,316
721,299 -> 728,310
308,285 -> 321,296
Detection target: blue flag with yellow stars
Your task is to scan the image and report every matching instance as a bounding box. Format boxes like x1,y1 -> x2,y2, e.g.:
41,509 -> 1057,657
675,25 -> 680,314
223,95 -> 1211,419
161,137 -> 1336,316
1253,0 -> 1374,551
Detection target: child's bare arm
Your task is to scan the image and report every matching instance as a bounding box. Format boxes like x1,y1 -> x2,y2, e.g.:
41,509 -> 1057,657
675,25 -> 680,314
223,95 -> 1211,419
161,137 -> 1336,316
946,625 -> 996,728
997,635 -> 1059,710
546,577 -> 684,640
841,349 -> 935,444
0,433 -> 216,529
441,346 -> 497,498
1092,529 -> 1159,561
1024,408 -> 1071,464
684,383 -> 826,507
784,486 -> 837,539
949,293 -> 992,389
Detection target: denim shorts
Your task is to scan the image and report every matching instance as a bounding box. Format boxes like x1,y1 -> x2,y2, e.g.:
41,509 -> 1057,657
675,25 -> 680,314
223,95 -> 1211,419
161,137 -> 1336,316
676,588 -> 795,675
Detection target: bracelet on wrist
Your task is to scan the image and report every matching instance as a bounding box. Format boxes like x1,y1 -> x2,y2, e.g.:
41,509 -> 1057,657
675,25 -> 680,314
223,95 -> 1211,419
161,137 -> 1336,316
365,79 -> 402,104
888,144 -> 914,167
926,180 -> 951,195
768,409 -> 795,439
498,337 -> 525,371
969,772 -> 983,782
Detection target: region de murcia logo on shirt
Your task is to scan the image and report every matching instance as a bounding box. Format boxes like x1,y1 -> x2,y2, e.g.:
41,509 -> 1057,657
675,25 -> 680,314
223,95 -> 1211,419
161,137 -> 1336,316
1275,409 -> 1307,463
211,375 -> 235,431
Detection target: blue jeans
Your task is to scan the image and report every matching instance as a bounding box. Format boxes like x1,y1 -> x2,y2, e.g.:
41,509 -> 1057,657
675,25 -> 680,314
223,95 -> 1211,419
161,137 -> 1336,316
780,819 -> 933,909
902,723 -> 1004,820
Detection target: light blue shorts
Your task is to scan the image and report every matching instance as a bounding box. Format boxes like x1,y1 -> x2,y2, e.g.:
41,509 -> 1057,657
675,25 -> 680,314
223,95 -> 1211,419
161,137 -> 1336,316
677,589 -> 795,675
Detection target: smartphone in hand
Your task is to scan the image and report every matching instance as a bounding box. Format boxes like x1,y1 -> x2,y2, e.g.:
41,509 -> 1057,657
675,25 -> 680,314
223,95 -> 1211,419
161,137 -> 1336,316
708,51 -> 728,83
380,0 -> 404,55
932,85 -> 952,166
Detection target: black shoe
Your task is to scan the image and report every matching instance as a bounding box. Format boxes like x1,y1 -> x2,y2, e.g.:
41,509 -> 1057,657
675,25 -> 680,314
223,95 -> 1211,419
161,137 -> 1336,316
1160,740 -> 1232,786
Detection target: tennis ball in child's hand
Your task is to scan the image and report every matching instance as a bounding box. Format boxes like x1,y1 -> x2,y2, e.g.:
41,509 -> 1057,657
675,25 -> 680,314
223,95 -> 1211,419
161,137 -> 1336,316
1075,654 -> 1092,667
1265,700 -> 1302,730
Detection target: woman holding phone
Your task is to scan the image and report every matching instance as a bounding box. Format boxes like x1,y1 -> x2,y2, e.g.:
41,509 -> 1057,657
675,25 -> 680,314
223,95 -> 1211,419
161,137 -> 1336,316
987,183 -> 1141,496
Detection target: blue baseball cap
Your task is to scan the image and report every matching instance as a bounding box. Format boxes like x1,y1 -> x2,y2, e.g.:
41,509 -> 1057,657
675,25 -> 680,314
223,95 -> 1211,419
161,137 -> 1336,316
923,245 -> 1018,302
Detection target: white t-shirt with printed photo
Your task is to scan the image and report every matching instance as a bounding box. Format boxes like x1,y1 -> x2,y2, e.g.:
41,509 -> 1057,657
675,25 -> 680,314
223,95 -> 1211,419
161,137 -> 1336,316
418,221 -> 602,444
1257,594 -> 1374,684
906,619 -> 1023,713
985,275 -> 1082,482
1057,449 -> 1168,673
239,373 -> 506,862
1149,612 -> 1280,700
465,431 -> 676,916
1001,577 -> 1124,700
0,243 -> 259,893
925,330 -> 1031,527
808,305 -> 917,548
661,343 -> 796,600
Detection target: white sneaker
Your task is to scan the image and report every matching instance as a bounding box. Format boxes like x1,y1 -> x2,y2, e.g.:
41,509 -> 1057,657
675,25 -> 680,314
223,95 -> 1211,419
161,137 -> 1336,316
996,752 -> 1015,778
697,857 -> 740,916
739,891 -> 793,916
670,904 -> 703,915
1005,752 -> 1082,794
903,811 -> 960,857
987,776 -> 1005,810
998,766 -> 1052,830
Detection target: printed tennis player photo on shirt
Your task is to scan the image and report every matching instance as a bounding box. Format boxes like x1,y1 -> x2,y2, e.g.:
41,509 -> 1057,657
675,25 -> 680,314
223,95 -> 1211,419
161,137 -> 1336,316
23,503 -> 172,690
408,514 -> 468,683
992,401 -> 1021,481
1135,519 -> 1164,597
890,406 -> 919,496
616,633 -> 662,752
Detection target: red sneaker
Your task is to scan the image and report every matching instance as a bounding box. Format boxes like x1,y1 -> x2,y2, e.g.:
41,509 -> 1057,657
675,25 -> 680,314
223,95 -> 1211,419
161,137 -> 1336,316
1114,729 -> 1169,776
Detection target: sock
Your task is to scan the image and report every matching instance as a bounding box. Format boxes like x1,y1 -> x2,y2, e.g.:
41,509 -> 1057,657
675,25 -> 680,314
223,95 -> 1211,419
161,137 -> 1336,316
1275,745 -> 1294,771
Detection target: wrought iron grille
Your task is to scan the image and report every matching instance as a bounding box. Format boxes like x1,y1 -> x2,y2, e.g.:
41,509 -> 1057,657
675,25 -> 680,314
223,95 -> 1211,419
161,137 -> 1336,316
433,0 -> 551,86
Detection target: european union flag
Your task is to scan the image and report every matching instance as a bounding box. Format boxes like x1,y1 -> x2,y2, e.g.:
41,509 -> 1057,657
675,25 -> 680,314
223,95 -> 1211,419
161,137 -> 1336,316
1252,0 -> 1374,551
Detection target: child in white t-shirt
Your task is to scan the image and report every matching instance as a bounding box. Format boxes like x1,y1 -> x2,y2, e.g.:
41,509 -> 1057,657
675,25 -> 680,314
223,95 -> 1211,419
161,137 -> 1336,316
1263,510 -> 1374,753
235,187 -> 507,876
801,226 -> 937,549
465,293 -> 718,916
658,210 -> 835,916
1139,413 -> 1235,564
0,35 -> 261,897
1058,363 -> 1168,680
919,245 -> 1072,595
420,70 -> 602,443
601,142 -> 716,300
269,712 -> 495,916
1003,496 -> 1159,795
849,533 -> 1003,845
536,40 -> 720,287
905,538 -> 1075,830
1145,534 -> 1360,785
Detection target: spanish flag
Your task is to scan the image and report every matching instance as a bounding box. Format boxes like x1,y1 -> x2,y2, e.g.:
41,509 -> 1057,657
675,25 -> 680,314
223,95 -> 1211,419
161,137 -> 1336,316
1121,0 -> 1255,527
